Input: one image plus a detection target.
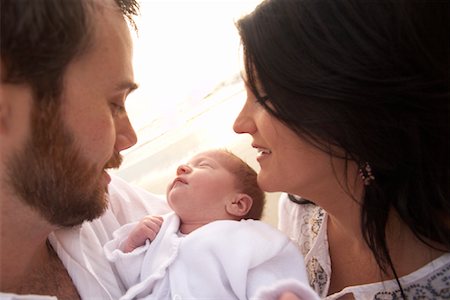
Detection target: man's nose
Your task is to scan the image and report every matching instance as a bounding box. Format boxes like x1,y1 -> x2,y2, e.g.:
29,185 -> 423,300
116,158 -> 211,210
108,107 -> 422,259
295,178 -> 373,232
115,116 -> 138,152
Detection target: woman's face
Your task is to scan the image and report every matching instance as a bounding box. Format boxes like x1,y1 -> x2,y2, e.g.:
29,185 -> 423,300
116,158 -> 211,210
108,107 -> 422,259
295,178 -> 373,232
233,83 -> 353,201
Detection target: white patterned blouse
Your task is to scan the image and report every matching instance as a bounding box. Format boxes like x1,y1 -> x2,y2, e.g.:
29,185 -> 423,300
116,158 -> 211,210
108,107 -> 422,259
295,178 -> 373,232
278,193 -> 450,300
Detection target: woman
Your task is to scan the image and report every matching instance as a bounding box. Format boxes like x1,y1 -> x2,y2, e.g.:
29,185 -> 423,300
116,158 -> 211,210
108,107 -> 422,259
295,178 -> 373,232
233,0 -> 449,299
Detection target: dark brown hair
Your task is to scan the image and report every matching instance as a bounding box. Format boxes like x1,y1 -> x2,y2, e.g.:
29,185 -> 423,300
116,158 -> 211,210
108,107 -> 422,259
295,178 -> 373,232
1,0 -> 139,104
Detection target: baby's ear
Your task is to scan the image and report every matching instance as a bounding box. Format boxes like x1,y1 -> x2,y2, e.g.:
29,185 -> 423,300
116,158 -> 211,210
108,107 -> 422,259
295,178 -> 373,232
226,193 -> 253,218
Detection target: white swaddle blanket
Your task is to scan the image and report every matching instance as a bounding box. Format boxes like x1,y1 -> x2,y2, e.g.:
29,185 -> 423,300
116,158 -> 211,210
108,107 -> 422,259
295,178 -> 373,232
104,212 -> 319,300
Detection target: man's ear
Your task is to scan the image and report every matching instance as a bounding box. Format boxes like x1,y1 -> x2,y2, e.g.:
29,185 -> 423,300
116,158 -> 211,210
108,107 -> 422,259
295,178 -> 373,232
0,60 -> 9,134
0,63 -> 33,136
226,193 -> 253,218
0,82 -> 9,134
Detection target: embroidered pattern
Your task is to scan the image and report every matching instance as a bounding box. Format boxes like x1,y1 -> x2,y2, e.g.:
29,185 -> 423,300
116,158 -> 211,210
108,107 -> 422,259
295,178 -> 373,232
297,205 -> 328,295
298,205 -> 324,256
307,257 -> 328,296
374,264 -> 450,299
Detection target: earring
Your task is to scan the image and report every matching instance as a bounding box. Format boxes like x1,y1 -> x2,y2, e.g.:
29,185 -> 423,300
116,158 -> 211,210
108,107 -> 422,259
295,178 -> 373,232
359,162 -> 375,186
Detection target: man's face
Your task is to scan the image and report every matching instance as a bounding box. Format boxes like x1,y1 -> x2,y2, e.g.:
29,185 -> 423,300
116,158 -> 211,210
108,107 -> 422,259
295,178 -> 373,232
4,3 -> 138,227
6,102 -> 122,227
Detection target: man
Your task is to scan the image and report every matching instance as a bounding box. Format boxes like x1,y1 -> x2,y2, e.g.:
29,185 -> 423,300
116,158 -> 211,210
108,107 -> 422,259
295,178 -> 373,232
0,0 -> 170,298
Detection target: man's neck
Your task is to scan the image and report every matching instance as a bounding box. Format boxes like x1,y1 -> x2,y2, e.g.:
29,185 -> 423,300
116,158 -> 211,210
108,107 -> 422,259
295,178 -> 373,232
1,196 -> 81,298
0,193 -> 55,291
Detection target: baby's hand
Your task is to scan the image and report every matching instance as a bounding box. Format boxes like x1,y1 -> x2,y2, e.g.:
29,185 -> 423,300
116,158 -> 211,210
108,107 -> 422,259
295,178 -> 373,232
279,292 -> 302,300
122,215 -> 164,253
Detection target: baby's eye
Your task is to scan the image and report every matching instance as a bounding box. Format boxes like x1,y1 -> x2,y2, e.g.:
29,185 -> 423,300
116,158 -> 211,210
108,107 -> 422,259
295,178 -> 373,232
197,162 -> 213,168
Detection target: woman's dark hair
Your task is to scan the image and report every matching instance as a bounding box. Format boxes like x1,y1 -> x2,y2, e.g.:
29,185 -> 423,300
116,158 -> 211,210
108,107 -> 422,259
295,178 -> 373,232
1,0 -> 139,104
237,0 -> 449,294
288,194 -> 314,205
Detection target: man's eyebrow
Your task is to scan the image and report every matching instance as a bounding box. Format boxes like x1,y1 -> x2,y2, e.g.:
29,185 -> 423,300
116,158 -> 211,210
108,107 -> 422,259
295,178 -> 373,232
116,81 -> 139,95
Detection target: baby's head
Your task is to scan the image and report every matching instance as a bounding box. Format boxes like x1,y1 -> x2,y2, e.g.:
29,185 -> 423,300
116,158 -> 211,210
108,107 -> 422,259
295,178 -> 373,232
217,150 -> 265,220
166,149 -> 265,227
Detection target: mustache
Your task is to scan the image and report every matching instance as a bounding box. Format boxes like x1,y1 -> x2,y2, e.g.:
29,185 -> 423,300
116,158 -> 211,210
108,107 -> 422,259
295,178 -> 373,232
104,152 -> 123,169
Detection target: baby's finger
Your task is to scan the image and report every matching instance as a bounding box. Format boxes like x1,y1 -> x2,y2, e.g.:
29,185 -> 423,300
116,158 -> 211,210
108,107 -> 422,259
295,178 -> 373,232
140,224 -> 160,241
142,216 -> 163,231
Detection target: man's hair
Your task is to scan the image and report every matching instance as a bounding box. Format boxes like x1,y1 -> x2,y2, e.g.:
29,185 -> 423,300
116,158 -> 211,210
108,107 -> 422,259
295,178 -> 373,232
221,150 -> 266,220
0,0 -> 139,104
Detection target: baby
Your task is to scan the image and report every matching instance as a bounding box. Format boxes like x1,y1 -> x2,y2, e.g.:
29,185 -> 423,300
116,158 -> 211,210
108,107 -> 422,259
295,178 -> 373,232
104,149 -> 319,300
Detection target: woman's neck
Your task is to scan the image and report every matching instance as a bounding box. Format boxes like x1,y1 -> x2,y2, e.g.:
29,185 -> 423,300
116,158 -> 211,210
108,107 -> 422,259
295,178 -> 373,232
326,205 -> 446,295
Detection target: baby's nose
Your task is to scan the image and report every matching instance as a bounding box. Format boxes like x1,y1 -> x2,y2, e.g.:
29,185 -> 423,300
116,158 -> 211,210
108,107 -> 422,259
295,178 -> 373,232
176,164 -> 191,175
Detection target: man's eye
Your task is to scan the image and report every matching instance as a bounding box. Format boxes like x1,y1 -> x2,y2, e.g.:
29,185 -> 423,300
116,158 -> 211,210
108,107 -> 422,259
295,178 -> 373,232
110,103 -> 126,116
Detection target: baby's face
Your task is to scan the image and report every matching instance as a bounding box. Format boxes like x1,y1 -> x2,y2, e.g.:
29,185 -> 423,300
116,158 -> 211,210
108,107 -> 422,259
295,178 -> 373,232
166,150 -> 238,222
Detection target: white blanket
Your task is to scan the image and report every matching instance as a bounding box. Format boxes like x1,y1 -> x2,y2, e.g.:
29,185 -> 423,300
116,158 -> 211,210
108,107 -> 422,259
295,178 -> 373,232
105,212 -> 320,300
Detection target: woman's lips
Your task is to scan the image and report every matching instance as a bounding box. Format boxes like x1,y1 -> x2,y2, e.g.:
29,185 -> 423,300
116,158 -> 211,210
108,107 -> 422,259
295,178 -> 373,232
253,145 -> 272,161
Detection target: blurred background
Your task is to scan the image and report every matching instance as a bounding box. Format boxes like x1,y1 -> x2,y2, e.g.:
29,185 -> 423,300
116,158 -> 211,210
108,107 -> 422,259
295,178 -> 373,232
111,0 -> 281,227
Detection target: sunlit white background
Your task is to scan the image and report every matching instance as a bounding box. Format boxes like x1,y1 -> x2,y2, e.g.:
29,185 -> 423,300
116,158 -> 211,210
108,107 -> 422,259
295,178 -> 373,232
126,0 -> 261,131
113,0 -> 280,226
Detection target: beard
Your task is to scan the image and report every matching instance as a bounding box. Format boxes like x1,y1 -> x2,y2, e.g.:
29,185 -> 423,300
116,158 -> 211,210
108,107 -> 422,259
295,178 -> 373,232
4,100 -> 123,227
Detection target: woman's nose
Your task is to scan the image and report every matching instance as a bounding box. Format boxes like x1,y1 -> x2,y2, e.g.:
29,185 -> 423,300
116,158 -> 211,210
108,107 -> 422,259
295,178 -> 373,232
176,164 -> 191,175
233,104 -> 256,135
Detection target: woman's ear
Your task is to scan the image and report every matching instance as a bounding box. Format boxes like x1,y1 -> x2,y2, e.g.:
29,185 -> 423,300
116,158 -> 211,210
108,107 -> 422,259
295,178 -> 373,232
226,193 -> 253,218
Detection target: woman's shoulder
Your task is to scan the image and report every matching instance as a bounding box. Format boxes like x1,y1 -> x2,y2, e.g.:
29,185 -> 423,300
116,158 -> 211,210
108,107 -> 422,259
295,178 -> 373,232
278,193 -> 331,297
278,193 -> 326,254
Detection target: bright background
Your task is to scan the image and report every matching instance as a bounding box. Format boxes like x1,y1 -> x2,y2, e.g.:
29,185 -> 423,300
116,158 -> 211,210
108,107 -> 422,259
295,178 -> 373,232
112,0 -> 281,226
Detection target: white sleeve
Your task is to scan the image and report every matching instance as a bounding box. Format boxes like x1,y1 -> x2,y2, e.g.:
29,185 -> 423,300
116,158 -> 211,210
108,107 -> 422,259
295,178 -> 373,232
278,193 -> 299,239
278,193 -> 308,245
